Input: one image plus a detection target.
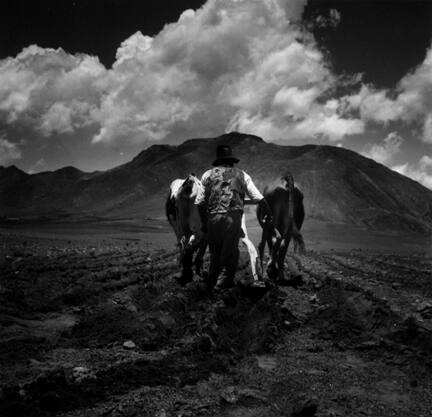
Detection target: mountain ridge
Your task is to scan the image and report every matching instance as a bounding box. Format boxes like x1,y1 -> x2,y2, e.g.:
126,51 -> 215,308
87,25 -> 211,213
1,132 -> 431,234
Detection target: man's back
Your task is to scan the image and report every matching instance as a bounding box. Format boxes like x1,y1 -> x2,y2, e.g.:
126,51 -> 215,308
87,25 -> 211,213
198,166 -> 263,213
202,166 -> 247,214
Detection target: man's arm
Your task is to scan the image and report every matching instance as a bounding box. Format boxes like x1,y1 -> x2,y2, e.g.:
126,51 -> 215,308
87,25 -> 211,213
243,171 -> 263,204
243,171 -> 274,222
195,170 -> 211,232
194,170 -> 210,207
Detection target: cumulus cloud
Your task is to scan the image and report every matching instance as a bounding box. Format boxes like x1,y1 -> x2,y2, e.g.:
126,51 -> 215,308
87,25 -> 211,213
0,0 -> 365,147
229,108 -> 363,142
39,100 -> 98,136
0,136 -> 21,165
362,132 -> 403,165
94,0 -> 342,144
392,155 -> 432,190
396,48 -> 432,124
345,45 -> 432,143
344,85 -> 403,123
422,114 -> 432,143
0,45 -> 106,134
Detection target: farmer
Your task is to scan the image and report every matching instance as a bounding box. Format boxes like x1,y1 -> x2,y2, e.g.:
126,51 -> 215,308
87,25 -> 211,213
196,144 -> 269,291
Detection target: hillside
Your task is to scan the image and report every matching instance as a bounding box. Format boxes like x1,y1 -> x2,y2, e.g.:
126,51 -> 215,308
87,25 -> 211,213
1,132 -> 432,233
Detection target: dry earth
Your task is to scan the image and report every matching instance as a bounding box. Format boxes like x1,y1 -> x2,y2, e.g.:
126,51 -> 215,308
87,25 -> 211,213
0,225 -> 432,417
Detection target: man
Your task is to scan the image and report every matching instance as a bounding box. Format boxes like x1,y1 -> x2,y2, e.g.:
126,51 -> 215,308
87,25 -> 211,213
195,144 -> 267,291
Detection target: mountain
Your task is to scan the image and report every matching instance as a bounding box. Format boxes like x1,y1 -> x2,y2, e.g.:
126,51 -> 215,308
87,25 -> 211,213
1,132 -> 432,233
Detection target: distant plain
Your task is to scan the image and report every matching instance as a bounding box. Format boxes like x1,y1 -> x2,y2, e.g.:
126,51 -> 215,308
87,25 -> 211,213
1,212 -> 430,256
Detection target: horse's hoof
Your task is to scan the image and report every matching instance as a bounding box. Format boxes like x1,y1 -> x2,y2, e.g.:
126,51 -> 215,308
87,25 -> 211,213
174,276 -> 190,286
276,273 -> 303,288
266,266 -> 278,281
175,270 -> 193,286
250,280 -> 267,289
241,280 -> 270,301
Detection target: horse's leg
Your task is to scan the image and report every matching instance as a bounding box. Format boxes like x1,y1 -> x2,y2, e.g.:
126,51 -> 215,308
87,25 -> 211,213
293,231 -> 306,254
276,234 -> 291,282
178,234 -> 193,284
180,250 -> 193,284
194,238 -> 207,276
258,226 -> 268,277
267,232 -> 281,280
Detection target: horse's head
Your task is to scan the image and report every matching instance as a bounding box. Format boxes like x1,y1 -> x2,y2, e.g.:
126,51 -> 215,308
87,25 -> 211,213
180,173 -> 203,199
278,171 -> 294,191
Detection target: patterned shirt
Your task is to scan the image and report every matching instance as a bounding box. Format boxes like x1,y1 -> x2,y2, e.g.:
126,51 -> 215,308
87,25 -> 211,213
195,166 -> 263,214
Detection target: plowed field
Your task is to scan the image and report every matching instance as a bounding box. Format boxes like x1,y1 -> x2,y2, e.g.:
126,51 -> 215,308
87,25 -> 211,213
1,224 -> 431,417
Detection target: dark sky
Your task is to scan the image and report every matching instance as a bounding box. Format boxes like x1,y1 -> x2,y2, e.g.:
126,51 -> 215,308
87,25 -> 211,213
303,0 -> 432,87
1,0 -> 431,87
1,0 -> 206,66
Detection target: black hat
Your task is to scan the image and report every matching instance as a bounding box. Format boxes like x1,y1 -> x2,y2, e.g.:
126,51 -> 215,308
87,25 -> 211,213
212,144 -> 240,166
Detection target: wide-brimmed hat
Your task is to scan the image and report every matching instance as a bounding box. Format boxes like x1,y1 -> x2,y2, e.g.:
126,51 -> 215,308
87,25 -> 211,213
212,144 -> 240,166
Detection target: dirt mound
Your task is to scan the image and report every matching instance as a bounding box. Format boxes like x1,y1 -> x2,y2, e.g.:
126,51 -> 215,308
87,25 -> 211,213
211,287 -> 294,354
311,277 -> 432,372
0,264 -> 295,417
313,279 -> 401,344
71,305 -> 169,350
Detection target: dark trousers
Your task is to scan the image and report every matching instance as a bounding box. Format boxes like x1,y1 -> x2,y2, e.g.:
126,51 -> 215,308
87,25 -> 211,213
207,211 -> 243,288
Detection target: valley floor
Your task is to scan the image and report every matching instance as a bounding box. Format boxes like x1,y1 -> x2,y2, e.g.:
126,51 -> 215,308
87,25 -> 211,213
0,226 -> 431,417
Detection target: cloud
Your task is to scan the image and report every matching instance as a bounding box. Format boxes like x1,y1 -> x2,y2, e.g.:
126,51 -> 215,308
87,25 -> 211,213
0,136 -> 21,165
392,155 -> 432,190
0,0 -> 365,147
39,100 -> 97,136
314,8 -> 341,29
344,85 -> 403,123
361,132 -> 403,165
422,114 -> 432,143
345,45 -> 432,143
230,110 -> 364,142
94,0 -> 338,144
0,44 -> 106,134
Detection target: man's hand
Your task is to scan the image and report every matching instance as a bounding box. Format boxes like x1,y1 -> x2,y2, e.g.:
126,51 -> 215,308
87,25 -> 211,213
263,213 -> 273,224
260,198 -> 273,224
244,198 -> 260,205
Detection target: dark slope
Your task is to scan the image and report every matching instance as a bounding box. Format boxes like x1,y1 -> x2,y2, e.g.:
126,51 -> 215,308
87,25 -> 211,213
1,132 -> 431,233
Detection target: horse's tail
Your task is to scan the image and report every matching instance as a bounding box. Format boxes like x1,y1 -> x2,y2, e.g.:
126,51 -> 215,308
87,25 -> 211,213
283,172 -> 305,253
283,172 -> 295,221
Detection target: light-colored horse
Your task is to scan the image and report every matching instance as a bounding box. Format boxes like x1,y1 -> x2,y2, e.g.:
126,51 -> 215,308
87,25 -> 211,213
166,174 -> 206,282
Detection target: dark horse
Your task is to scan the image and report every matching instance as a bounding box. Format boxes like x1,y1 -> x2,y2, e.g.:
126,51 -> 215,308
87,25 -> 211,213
257,172 -> 305,281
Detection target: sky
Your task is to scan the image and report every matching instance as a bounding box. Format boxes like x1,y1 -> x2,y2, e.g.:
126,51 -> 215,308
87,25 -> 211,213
0,0 -> 431,188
